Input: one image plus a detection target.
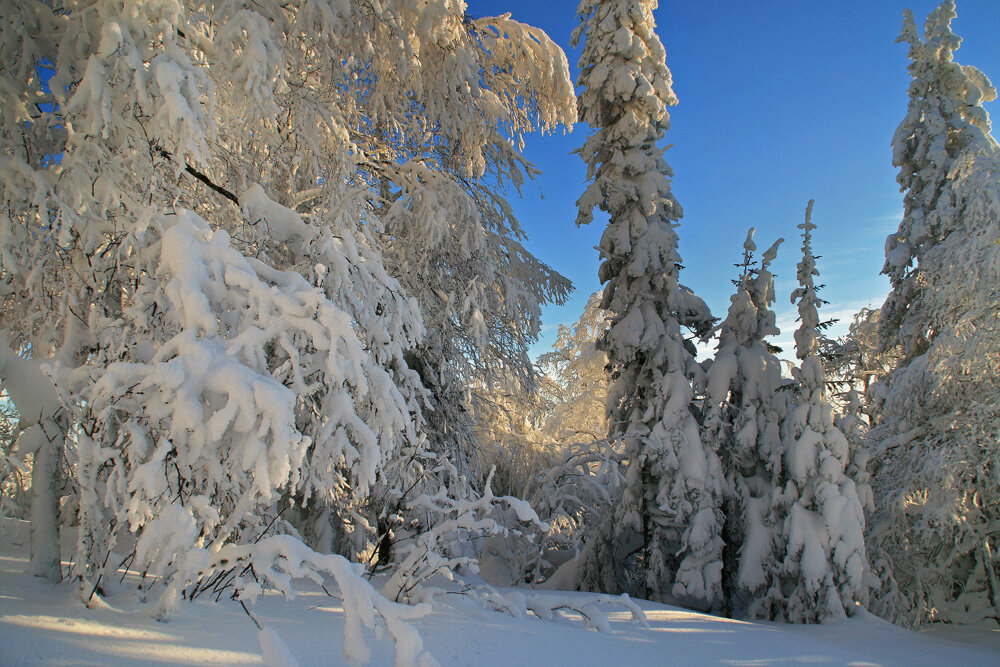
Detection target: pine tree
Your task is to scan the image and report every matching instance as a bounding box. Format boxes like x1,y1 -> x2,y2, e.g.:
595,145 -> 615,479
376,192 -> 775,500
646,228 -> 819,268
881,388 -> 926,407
702,230 -> 787,617
869,1 -> 1000,625
572,0 -> 722,609
780,201 -> 868,622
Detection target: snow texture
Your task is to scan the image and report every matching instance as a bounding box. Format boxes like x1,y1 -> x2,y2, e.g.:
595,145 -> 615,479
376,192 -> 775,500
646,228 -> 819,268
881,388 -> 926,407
0,522 -> 997,667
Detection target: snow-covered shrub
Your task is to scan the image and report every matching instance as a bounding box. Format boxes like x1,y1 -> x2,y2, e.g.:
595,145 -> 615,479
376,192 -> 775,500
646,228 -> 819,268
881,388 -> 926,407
382,468 -> 549,602
527,436 -> 627,586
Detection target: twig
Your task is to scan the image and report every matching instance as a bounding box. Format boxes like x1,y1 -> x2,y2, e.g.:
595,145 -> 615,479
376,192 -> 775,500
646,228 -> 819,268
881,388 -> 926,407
240,600 -> 263,631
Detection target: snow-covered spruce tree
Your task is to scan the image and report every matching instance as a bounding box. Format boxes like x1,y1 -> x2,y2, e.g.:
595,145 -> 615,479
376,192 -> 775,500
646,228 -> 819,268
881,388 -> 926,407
778,201 -> 868,623
0,0 -> 573,657
572,0 -> 722,610
869,1 -> 1000,626
701,230 -> 787,618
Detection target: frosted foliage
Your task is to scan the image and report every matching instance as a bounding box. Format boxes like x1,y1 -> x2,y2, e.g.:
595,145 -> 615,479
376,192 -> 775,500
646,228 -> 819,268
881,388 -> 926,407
701,231 -> 787,618
870,1 -> 1000,626
320,3 -> 576,494
71,208 -> 420,611
881,0 -> 1000,362
779,204 -> 868,623
363,7 -> 575,384
0,0 -> 576,661
573,0 -> 722,611
835,390 -> 874,516
538,291 -> 609,443
383,470 -> 548,603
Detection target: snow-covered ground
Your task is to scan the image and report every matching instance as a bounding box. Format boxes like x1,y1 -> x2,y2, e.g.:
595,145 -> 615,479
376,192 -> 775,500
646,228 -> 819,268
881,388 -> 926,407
1,521 -> 997,666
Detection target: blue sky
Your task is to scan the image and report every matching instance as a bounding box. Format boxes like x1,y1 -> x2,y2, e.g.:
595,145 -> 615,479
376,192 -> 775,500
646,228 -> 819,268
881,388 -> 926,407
473,1 -> 1000,358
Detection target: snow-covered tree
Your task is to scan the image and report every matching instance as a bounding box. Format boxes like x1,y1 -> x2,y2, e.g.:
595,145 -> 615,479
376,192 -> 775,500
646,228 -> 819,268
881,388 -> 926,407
701,230 -> 787,618
538,291 -> 609,444
0,0 -> 576,658
572,0 -> 722,610
0,390 -> 26,522
779,201 -> 868,623
879,1 -> 998,362
362,9 -> 575,487
869,1 -> 1000,626
835,390 -> 874,516
824,308 -> 897,419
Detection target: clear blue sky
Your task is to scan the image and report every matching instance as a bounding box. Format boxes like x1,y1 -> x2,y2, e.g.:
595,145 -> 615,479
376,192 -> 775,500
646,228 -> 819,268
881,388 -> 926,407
473,0 -> 1000,357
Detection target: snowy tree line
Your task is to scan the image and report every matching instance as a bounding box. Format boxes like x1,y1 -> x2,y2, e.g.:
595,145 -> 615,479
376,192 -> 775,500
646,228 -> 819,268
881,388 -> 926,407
538,0 -> 998,628
0,0 -> 997,662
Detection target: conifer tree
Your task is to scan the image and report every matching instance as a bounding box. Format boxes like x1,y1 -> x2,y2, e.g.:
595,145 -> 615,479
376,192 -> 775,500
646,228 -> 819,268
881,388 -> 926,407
780,202 -> 868,622
870,1 -> 1000,625
702,231 -> 786,617
880,1 -> 998,362
572,0 -> 722,609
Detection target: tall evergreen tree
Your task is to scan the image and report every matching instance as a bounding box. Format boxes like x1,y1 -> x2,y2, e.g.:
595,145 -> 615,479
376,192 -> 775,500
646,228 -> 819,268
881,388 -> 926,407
572,0 -> 722,610
870,1 -> 1000,625
702,230 -> 786,617
780,201 -> 868,622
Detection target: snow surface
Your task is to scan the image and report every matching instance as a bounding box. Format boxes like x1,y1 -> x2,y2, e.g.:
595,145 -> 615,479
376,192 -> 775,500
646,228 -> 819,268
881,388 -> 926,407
1,522 -> 998,666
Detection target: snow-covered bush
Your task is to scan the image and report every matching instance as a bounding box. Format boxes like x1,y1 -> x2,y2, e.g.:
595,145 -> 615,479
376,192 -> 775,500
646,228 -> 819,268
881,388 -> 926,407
520,436 -> 626,586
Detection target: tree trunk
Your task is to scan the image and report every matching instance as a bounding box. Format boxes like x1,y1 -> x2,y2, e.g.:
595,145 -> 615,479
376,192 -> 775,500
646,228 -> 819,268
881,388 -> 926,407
0,336 -> 65,581
978,541 -> 1000,628
26,422 -> 62,580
